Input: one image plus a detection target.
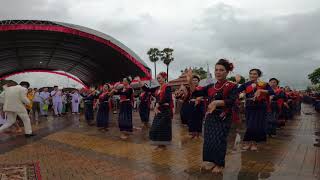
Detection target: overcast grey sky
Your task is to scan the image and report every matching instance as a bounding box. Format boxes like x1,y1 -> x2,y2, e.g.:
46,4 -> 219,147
1,0 -> 320,89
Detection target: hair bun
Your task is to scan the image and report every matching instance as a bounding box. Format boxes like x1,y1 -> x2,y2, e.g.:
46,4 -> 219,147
159,72 -> 168,80
229,62 -> 234,72
123,76 -> 132,83
216,58 -> 234,72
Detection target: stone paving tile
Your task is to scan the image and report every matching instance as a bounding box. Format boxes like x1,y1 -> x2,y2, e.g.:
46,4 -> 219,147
44,131 -> 203,173
0,115 -> 78,154
0,141 -> 168,179
0,104 -> 319,179
42,139 -> 176,175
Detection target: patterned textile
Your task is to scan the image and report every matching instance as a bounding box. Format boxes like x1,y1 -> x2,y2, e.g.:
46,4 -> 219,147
84,102 -> 94,123
281,105 -> 292,121
199,80 -> 237,167
243,100 -> 268,142
267,111 -> 277,136
118,101 -> 133,132
149,84 -> 173,145
96,101 -> 109,128
267,101 -> 279,135
0,162 -> 42,180
203,113 -> 232,167
180,101 -> 191,125
139,101 -> 150,123
149,106 -> 172,145
139,92 -> 151,123
188,101 -> 204,133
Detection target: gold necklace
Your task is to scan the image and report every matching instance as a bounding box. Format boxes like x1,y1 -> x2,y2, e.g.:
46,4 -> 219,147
213,81 -> 228,91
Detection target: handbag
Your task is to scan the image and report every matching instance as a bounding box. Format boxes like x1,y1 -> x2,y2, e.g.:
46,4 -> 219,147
42,104 -> 49,111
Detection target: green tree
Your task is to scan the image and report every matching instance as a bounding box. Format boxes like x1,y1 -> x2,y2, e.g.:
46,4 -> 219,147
192,67 -> 207,80
160,48 -> 174,81
147,48 -> 161,79
308,67 -> 320,84
228,75 -> 245,84
181,67 -> 208,80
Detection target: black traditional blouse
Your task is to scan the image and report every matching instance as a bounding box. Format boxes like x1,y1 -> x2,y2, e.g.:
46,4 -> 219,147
98,92 -> 110,102
155,85 -> 172,106
195,80 -> 238,112
140,92 -> 152,106
190,86 -> 205,100
82,93 -> 96,103
237,81 -> 275,99
115,87 -> 133,101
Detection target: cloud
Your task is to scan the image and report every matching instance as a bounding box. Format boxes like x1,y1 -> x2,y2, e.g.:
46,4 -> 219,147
0,0 -> 319,89
0,0 -> 72,21
202,3 -> 320,60
194,3 -> 320,88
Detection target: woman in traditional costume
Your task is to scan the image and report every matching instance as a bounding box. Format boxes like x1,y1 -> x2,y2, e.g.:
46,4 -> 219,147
282,86 -> 293,121
189,59 -> 238,174
149,72 -> 173,150
139,85 -> 152,128
96,84 -> 111,131
175,85 -> 191,126
268,78 -> 286,136
112,77 -> 134,140
187,75 -> 205,138
237,69 -> 274,151
81,89 -> 96,126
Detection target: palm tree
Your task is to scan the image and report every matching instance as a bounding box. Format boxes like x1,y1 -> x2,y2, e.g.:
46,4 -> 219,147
147,48 -> 160,79
160,48 -> 174,82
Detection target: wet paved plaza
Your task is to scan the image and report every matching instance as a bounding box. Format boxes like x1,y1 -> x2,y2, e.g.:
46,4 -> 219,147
0,104 -> 319,180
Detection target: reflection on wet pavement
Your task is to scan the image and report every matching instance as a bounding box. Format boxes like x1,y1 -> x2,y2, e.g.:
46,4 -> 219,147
0,104 -> 319,179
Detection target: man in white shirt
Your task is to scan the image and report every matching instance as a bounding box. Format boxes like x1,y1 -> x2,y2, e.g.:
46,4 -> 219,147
0,81 -> 35,137
32,88 -> 41,122
39,88 -> 50,116
71,90 -> 80,114
51,86 -> 63,116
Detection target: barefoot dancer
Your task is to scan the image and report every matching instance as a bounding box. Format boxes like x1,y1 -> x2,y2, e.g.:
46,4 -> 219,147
139,85 -> 152,128
81,89 -> 97,126
112,77 -> 134,140
187,75 -> 205,138
96,84 -> 111,131
149,72 -> 173,150
237,69 -> 274,151
188,59 -> 238,173
268,78 -> 286,136
175,85 -> 191,126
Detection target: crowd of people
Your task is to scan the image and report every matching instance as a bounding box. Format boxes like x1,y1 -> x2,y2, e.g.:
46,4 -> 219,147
0,84 -> 83,134
0,58 -> 309,175
303,91 -> 320,112
28,86 -> 82,119
176,60 -> 303,173
0,81 -> 35,137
